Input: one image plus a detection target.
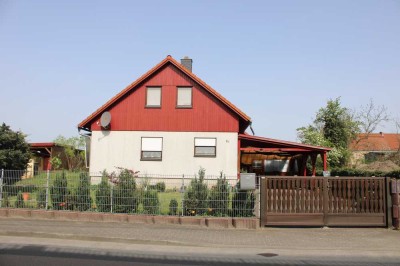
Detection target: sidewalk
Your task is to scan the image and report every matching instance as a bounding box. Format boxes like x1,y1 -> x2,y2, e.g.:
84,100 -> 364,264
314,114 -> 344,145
0,217 -> 399,265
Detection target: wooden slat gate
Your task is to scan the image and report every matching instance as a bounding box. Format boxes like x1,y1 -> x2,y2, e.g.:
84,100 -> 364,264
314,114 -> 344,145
260,176 -> 387,227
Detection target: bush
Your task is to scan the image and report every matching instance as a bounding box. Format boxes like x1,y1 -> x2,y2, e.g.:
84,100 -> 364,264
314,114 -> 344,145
75,172 -> 92,211
140,190 -> 160,214
208,172 -> 229,216
232,183 -> 255,217
4,185 -> 37,196
184,168 -> 209,216
2,192 -> 10,207
113,169 -> 137,213
15,191 -> 24,208
169,198 -> 178,215
50,171 -> 69,210
95,172 -> 111,212
319,168 -> 400,178
36,188 -> 46,209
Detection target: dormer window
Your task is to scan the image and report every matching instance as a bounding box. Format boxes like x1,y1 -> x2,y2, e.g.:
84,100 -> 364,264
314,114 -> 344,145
146,87 -> 161,108
176,87 -> 192,108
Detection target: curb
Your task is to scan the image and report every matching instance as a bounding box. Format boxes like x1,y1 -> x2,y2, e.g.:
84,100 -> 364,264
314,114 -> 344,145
0,208 -> 260,230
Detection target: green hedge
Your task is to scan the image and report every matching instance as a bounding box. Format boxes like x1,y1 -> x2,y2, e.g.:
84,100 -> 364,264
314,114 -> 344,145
317,169 -> 400,178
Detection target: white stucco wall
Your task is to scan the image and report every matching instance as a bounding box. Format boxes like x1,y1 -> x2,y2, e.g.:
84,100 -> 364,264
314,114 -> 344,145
89,131 -> 238,177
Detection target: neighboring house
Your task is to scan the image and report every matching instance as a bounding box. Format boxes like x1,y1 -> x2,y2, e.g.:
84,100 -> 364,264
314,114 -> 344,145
78,56 -> 330,177
350,132 -> 400,165
25,142 -> 69,178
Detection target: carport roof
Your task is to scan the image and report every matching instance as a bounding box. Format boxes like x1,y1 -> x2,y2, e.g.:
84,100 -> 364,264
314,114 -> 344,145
239,134 -> 331,153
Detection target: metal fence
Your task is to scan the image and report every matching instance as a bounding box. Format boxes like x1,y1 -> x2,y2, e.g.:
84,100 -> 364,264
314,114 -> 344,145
0,169 -> 258,218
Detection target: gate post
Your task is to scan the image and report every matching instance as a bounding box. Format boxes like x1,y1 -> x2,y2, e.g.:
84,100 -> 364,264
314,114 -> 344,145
323,177 -> 329,226
391,178 -> 399,230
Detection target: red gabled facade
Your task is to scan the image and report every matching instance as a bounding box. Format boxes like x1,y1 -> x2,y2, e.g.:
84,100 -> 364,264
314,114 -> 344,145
79,56 -> 251,133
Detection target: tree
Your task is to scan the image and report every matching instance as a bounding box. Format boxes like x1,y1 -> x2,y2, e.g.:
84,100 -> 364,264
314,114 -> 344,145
53,135 -> 85,170
355,99 -> 390,144
0,123 -> 31,170
95,171 -> 111,212
184,168 -> 209,215
297,98 -> 360,168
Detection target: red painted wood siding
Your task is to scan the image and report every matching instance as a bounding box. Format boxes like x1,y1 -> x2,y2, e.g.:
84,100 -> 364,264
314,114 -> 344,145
90,64 -> 239,132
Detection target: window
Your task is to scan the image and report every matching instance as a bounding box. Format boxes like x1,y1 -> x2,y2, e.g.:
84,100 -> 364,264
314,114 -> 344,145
141,137 -> 163,161
194,138 -> 216,157
146,87 -> 161,107
177,87 -> 192,108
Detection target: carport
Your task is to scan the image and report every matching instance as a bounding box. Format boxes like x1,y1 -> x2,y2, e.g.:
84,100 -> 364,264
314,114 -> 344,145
238,134 -> 331,176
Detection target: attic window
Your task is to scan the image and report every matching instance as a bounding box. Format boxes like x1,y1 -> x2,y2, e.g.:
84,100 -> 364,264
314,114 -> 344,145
146,87 -> 161,108
177,87 -> 192,108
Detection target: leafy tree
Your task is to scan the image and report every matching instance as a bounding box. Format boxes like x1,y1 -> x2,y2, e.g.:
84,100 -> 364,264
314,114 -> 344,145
95,171 -> 111,212
0,123 -> 30,173
184,168 -> 209,215
53,135 -> 85,170
297,98 -> 360,168
75,172 -> 92,211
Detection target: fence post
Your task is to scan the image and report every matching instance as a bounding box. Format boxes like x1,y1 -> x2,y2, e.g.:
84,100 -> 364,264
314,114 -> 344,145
45,170 -> 50,210
0,169 -> 4,208
110,185 -> 113,213
181,174 -> 184,216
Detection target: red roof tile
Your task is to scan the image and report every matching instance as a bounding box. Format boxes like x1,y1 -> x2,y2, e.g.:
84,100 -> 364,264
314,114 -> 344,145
350,133 -> 400,152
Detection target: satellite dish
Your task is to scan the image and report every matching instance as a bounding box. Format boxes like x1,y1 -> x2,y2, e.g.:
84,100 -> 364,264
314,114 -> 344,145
100,112 -> 111,129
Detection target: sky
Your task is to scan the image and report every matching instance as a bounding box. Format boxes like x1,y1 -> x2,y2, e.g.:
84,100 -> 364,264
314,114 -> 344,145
0,0 -> 399,143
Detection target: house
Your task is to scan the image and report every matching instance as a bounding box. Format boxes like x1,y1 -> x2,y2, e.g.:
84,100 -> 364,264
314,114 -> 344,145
350,132 -> 400,165
78,56 -> 330,178
25,142 -> 69,178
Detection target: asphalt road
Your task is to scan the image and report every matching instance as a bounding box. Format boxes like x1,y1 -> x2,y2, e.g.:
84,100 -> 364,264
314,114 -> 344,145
0,236 -> 399,266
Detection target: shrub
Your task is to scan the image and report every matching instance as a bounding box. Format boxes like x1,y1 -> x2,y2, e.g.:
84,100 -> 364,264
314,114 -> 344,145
75,172 -> 92,211
140,190 -> 160,214
95,172 -> 111,212
208,172 -> 229,216
15,191 -> 24,208
2,192 -> 10,207
113,169 -> 137,213
232,182 -> 255,217
36,188 -> 46,209
184,168 -> 209,216
50,171 -> 69,210
169,198 -> 178,215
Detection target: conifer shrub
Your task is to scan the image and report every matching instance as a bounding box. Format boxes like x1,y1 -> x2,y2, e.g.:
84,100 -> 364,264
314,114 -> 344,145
113,169 -> 137,213
95,171 -> 111,212
50,171 -> 68,210
15,190 -> 24,208
184,168 -> 209,215
169,198 -> 178,215
76,172 -> 92,211
208,172 -> 229,216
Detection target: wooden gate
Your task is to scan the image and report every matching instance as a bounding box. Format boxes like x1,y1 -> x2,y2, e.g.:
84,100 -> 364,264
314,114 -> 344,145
260,176 -> 387,227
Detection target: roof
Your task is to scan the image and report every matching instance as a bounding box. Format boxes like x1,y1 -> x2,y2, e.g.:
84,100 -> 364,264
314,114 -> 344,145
239,134 -> 331,152
350,133 -> 400,152
78,55 -> 251,130
30,142 -> 58,148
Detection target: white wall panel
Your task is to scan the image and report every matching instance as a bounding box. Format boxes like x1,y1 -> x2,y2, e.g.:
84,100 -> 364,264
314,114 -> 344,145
90,131 -> 238,177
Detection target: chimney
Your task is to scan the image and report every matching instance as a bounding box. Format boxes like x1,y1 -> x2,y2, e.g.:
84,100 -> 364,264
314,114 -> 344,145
180,56 -> 192,72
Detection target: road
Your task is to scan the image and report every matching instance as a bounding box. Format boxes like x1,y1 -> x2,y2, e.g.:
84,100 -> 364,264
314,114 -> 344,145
0,235 -> 399,266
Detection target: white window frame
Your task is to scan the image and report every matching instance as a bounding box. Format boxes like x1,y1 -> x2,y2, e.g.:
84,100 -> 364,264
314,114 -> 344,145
194,138 -> 216,157
146,87 -> 161,108
141,137 -> 163,161
176,87 -> 192,108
